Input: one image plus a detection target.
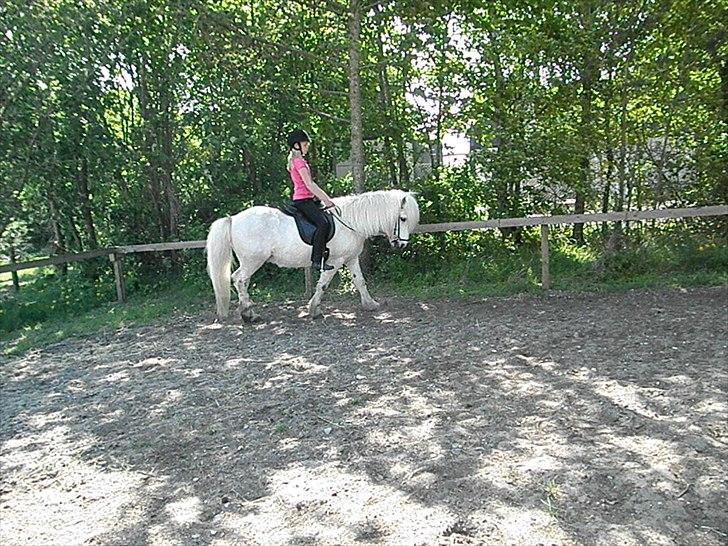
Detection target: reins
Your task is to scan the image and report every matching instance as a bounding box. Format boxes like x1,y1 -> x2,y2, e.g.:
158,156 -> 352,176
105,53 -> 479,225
328,206 -> 362,236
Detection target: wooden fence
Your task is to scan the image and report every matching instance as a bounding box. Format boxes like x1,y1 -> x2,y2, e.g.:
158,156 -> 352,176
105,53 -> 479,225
2,205 -> 726,302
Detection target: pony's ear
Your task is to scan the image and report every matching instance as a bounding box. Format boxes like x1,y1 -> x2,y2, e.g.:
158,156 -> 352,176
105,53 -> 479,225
401,196 -> 407,208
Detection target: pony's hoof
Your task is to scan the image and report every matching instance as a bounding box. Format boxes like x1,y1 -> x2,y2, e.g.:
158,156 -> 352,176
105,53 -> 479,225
363,301 -> 380,311
309,308 -> 323,319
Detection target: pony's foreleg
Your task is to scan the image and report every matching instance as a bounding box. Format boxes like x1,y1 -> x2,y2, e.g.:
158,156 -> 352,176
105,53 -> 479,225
232,264 -> 262,322
346,256 -> 380,311
307,268 -> 339,318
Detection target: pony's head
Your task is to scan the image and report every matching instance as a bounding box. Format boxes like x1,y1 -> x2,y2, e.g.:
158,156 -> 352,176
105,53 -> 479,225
388,191 -> 420,249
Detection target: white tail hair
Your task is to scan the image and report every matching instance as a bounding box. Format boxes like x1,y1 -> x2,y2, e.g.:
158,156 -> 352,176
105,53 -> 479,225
206,216 -> 233,318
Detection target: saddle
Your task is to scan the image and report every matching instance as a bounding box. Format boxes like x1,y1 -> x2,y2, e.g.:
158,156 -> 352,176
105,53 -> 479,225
280,203 -> 336,246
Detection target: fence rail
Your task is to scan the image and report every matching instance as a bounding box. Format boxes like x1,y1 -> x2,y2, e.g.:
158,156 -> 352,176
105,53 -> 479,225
117,241 -> 206,253
413,205 -> 728,233
0,247 -> 116,275
2,205 -> 726,301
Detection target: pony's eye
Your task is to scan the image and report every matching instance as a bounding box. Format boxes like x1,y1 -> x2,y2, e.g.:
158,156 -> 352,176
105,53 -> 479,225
400,217 -> 406,223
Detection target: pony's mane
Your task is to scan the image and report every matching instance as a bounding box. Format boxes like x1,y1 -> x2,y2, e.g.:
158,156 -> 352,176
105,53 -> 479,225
333,190 -> 419,237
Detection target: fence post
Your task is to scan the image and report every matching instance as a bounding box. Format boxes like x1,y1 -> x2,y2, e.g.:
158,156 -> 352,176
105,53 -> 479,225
304,267 -> 313,298
540,224 -> 550,291
109,252 -> 127,303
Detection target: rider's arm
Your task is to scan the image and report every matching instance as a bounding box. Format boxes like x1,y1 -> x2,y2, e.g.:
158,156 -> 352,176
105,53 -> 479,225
298,164 -> 335,208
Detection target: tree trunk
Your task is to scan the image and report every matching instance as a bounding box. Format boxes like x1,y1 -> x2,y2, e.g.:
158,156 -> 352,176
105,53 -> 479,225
348,0 -> 364,194
488,31 -> 516,240
633,145 -> 643,211
47,195 -> 68,276
396,138 -> 410,186
512,178 -> 523,244
10,244 -> 20,292
348,0 -> 369,273
433,71 -> 444,174
573,192 -> 586,245
161,114 -> 179,240
427,141 -> 439,172
374,20 -> 398,187
398,44 -> 412,186
69,173 -> 99,280
602,151 -> 613,214
76,156 -> 98,248
616,82 -> 628,235
159,84 -> 181,273
601,79 -> 613,236
136,55 -> 167,242
66,212 -> 84,251
573,2 -> 597,246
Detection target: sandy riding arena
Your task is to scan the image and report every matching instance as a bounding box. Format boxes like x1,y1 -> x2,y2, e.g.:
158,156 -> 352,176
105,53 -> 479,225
1,287 -> 726,545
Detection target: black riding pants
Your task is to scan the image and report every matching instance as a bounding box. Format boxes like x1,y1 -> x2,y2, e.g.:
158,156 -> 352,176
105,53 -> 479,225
292,198 -> 329,264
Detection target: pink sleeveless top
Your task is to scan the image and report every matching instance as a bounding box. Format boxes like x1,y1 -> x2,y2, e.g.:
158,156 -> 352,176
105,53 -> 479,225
289,157 -> 314,200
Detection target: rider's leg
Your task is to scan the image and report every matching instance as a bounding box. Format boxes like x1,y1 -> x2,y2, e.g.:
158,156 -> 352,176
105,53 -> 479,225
293,199 -> 332,271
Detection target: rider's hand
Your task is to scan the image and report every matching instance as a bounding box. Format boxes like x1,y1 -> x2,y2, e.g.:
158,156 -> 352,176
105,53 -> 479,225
323,200 -> 335,209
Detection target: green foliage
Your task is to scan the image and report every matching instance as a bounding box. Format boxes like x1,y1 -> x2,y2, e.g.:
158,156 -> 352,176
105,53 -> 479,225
411,167 -> 490,222
0,265 -> 115,333
3,0 -> 724,255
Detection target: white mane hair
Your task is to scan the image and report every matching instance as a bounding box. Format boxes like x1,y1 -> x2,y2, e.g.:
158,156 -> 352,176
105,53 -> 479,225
333,189 -> 420,237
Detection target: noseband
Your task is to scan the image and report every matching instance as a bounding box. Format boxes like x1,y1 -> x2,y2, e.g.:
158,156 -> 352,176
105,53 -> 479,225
391,216 -> 409,245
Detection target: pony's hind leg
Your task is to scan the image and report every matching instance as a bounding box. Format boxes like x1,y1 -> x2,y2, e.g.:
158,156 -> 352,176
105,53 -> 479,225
232,259 -> 265,322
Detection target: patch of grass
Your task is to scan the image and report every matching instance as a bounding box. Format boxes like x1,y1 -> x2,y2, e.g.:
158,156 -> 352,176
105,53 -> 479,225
373,232 -> 728,300
0,264 -> 116,333
0,266 -> 43,285
541,479 -> 562,518
550,234 -> 728,292
0,259 -> 314,357
375,242 -> 543,299
1,283 -> 208,357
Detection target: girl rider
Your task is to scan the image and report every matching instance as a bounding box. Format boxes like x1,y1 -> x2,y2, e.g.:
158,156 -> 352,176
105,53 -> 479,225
287,129 -> 336,272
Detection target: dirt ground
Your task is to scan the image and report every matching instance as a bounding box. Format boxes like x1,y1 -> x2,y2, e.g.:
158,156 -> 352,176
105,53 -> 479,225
1,286 -> 727,546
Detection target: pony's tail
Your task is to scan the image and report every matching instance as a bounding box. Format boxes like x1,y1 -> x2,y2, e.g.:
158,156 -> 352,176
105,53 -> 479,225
206,216 -> 233,319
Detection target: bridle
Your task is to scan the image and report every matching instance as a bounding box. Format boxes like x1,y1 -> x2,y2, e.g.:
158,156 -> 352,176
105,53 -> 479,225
391,214 -> 409,246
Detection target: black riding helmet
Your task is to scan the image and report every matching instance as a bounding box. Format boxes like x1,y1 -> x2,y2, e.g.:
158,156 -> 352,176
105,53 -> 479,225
287,129 -> 311,150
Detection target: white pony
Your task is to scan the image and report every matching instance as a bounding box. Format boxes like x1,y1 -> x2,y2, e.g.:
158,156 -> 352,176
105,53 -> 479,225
206,189 -> 419,321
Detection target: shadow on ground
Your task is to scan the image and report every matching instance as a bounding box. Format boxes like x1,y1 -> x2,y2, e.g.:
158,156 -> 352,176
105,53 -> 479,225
1,287 -> 727,545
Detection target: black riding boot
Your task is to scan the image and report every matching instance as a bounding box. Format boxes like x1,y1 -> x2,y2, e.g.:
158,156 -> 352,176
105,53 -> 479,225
312,257 -> 334,272
312,246 -> 333,272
